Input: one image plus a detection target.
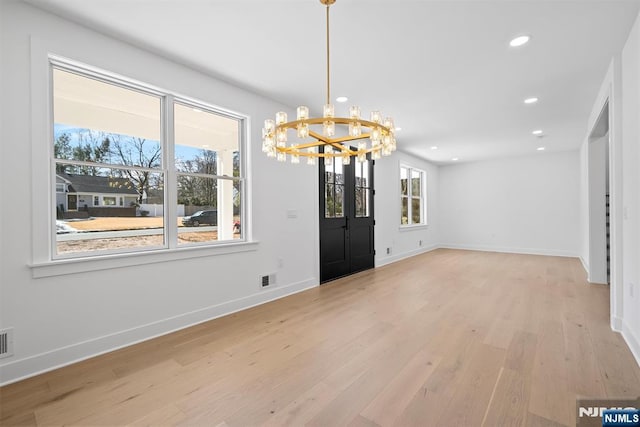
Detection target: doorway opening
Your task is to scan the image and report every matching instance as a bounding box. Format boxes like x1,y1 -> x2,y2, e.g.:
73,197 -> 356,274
588,101 -> 610,284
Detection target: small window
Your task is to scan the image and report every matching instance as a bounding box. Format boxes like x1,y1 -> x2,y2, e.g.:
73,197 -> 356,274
103,196 -> 116,206
400,165 -> 426,226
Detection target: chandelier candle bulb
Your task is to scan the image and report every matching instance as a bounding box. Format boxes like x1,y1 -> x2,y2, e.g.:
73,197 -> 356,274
276,128 -> 287,143
357,141 -> 367,163
349,121 -> 362,137
291,154 -> 300,164
264,119 -> 275,133
371,111 -> 382,124
276,111 -> 287,125
371,127 -> 381,144
324,121 -> 335,137
350,106 -> 361,119
323,104 -> 335,118
297,123 -> 309,138
297,106 -> 309,120
307,147 -> 317,165
325,146 -> 333,166
343,153 -> 351,165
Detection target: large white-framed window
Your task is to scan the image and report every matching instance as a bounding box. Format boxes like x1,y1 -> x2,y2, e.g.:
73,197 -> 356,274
50,59 -> 247,260
400,165 -> 426,226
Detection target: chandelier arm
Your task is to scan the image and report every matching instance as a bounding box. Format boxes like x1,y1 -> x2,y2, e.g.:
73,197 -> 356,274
308,130 -> 330,143
277,117 -> 393,133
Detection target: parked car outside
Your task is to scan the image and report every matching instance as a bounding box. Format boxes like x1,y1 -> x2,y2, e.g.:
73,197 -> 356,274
182,210 -> 217,227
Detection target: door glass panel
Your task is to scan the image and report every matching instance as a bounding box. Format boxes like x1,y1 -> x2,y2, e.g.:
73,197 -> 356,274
355,187 -> 364,217
355,160 -> 369,187
325,183 -> 334,217
334,181 -> 344,217
325,156 -> 345,218
355,160 -> 370,218
325,170 -> 334,184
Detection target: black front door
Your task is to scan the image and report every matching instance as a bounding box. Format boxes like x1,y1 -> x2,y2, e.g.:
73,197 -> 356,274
319,154 -> 375,283
67,194 -> 77,211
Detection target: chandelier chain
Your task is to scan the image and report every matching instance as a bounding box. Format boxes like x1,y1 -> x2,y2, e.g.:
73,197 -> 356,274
326,4 -> 331,105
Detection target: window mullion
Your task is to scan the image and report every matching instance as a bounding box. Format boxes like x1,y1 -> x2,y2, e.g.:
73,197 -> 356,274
165,95 -> 177,249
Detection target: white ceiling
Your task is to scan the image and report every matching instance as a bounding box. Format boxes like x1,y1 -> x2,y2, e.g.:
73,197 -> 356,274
24,0 -> 640,164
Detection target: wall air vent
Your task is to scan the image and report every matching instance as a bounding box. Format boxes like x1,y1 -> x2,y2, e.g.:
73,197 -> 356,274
260,274 -> 277,289
0,328 -> 14,359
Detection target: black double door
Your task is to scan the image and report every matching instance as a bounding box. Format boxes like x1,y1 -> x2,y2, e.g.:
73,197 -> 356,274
319,154 -> 375,283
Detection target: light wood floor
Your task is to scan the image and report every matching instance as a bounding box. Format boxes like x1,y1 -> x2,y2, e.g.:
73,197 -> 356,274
2,249 -> 640,426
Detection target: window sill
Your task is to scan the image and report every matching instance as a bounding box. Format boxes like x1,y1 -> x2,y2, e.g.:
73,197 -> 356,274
30,241 -> 259,278
399,224 -> 429,231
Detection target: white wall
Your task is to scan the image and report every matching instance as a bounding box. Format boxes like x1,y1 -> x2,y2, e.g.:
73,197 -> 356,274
621,11 -> 640,363
439,151 -> 580,257
374,151 -> 439,266
0,0 -> 319,385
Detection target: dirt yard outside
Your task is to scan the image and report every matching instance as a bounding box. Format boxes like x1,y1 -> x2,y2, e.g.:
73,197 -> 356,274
57,216 -> 240,254
64,217 -> 177,231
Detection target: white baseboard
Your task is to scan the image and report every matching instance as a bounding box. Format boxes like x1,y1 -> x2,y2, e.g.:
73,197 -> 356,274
375,244 -> 439,268
622,321 -> 640,369
0,278 -> 318,386
438,243 -> 579,258
611,316 -> 623,332
579,256 -> 589,275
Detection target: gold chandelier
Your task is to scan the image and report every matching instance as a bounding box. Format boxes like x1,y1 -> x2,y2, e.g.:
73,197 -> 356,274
261,0 -> 397,165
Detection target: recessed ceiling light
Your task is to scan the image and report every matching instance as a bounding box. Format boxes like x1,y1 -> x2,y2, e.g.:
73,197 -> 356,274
532,130 -> 543,135
510,35 -> 531,47
395,127 -> 402,132
336,96 -> 348,103
537,147 -> 545,151
431,146 -> 438,150
524,97 -> 538,104
452,157 -> 459,161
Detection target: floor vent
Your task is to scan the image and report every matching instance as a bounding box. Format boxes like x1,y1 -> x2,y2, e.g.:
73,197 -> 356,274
260,274 -> 276,289
0,328 -> 14,359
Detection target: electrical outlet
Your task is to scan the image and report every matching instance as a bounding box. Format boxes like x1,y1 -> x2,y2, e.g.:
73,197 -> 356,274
386,247 -> 391,255
630,282 -> 635,298
419,240 -> 423,247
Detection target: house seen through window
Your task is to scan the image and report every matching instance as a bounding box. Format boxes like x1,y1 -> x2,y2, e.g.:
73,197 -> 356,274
52,63 -> 245,258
